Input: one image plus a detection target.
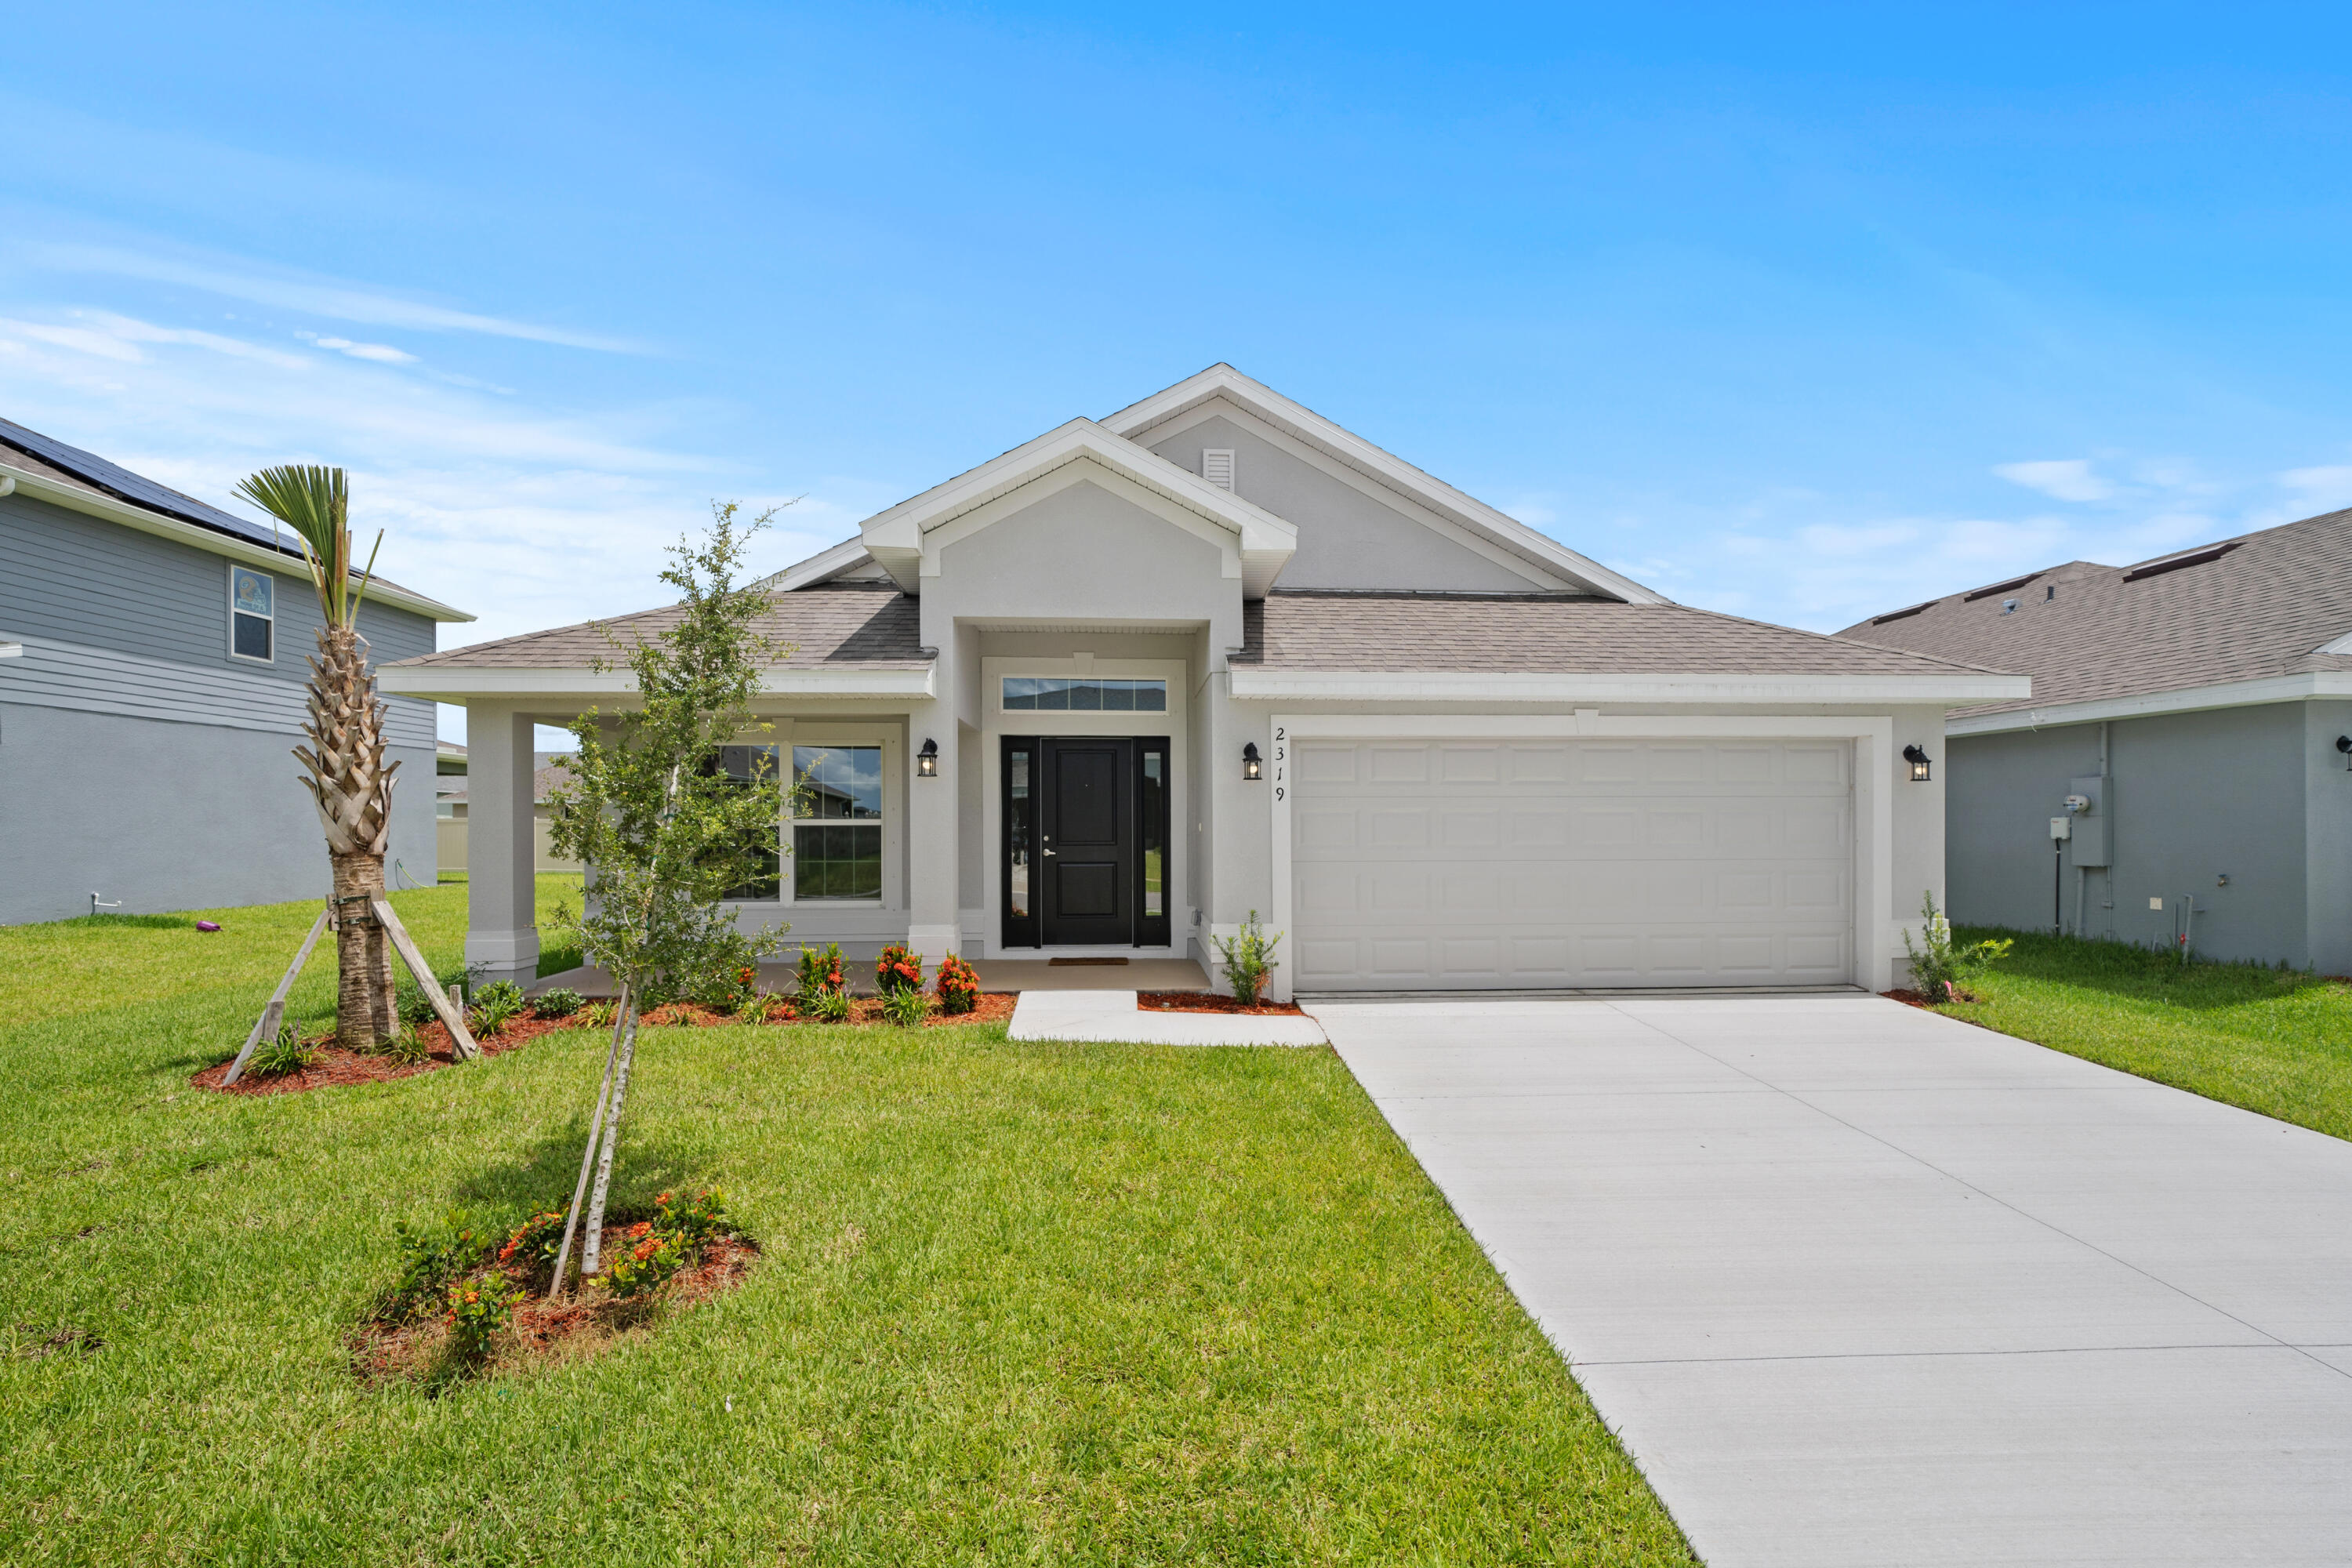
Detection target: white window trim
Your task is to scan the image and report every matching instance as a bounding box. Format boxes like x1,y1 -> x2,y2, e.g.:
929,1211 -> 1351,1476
1264,712 -> 1896,1002
226,559 -> 276,665
979,655 -> 1190,960
772,722 -> 903,910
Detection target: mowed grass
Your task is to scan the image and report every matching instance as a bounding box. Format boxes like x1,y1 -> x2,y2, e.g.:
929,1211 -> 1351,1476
1938,927 -> 2352,1142
0,889 -> 1693,1565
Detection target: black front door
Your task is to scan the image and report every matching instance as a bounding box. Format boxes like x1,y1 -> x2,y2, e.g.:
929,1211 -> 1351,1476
1002,735 -> 1171,949
1040,738 -> 1133,946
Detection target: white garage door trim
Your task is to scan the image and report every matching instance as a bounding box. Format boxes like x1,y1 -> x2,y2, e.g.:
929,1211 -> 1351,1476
1266,713 -> 1896,1002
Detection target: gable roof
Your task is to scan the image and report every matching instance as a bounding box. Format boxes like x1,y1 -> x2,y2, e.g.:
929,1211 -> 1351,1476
857,417 -> 1298,597
0,417 -> 471,622
1100,364 -> 1668,604
1227,589 -> 2024,703
1834,507 -> 2352,726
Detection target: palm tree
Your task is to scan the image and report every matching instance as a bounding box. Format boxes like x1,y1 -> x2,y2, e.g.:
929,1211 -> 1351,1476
235,465 -> 400,1051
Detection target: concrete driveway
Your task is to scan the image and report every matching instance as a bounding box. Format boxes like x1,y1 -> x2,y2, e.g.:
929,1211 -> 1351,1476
1314,994 -> 2352,1567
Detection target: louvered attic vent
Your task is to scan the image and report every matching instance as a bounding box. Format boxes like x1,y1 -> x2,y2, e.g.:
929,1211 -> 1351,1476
1202,449 -> 1235,492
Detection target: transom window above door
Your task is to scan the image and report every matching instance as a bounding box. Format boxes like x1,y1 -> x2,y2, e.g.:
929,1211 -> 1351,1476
793,744 -> 882,900
1000,677 -> 1167,713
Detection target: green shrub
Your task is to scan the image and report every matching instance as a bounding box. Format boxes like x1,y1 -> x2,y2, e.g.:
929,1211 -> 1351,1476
882,985 -> 931,1027
796,942 -> 846,1004
247,1019 -> 319,1078
1903,891 -> 2013,1000
469,980 -> 528,1036
532,987 -> 586,1019
1214,911 -> 1283,1005
653,1188 -> 732,1249
383,1213 -> 494,1323
379,1027 -> 431,1067
809,987 -> 853,1024
604,1224 -> 688,1298
495,1209 -> 572,1293
875,942 -> 924,996
444,1270 -> 517,1363
935,953 -> 980,1015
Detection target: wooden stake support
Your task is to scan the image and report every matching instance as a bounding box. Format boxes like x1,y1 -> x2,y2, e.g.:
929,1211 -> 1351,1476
369,897 -> 480,1059
223,906 -> 331,1087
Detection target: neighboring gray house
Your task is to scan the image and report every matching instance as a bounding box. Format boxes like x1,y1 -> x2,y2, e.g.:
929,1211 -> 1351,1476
384,365 -> 2021,998
0,419 -> 471,924
1837,508 -> 2352,973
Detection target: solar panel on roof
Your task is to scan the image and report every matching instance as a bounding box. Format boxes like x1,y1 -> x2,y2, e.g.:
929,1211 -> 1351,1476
0,416 -> 288,552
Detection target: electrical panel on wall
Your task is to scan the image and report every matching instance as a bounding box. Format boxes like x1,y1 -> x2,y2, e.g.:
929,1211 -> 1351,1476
2067,775 -> 2108,866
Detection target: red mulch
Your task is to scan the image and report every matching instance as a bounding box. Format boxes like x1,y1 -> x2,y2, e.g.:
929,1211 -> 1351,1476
196,991 -> 1023,1095
350,1229 -> 761,1386
1882,987 -> 1980,1009
1137,989 -> 1305,1016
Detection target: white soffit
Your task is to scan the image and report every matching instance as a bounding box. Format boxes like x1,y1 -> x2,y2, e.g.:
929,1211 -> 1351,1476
1228,669 -> 2033,705
1946,671 -> 2352,735
856,418 -> 1298,597
1100,364 -> 1668,605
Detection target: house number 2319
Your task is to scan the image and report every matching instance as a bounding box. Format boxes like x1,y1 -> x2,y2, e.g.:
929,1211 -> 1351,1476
1273,726 -> 1286,800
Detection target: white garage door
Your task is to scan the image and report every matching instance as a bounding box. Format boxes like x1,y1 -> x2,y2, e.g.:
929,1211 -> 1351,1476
1290,738 -> 1853,990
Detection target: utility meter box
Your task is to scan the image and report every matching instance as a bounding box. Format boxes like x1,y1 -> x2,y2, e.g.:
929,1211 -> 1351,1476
2067,775 -> 2109,866
2049,815 -> 2071,841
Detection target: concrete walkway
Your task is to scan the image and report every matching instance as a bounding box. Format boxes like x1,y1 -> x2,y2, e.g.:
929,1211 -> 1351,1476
1010,989 -> 1328,1045
1313,994 -> 2352,1567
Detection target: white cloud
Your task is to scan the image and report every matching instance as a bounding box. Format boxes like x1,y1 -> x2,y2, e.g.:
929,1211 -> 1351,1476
1992,459 -> 2112,503
15,241 -> 648,354
304,334 -> 419,365
2280,465 -> 2352,506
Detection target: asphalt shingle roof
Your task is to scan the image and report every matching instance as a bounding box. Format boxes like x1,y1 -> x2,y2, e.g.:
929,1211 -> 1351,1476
1831,508 -> 2352,717
387,582 -> 928,670
1237,591 -> 2007,677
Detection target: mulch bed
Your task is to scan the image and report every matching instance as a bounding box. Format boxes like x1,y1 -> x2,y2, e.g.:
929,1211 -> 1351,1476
194,993 -> 1022,1096
1882,987 -> 1980,1010
350,1229 -> 761,1387
1137,990 -> 1306,1017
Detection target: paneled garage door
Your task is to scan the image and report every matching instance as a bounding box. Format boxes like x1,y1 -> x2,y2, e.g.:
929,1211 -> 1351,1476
1290,738 -> 1853,990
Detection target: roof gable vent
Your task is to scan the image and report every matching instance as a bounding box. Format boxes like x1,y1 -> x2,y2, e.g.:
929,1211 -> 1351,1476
1202,448 -> 1235,492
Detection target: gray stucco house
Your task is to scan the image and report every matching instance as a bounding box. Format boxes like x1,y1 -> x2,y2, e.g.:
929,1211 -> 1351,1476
0,419 -> 470,925
383,365 -> 2023,999
1838,507 -> 2352,973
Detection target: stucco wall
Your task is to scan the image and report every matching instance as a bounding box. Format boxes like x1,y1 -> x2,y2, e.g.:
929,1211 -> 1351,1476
1946,703 -> 2314,965
1147,413 -> 1543,592
0,701 -> 436,924
2307,700 -> 2352,976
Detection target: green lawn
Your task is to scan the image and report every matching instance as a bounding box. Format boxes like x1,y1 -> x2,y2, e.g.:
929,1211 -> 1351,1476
0,887 -> 1692,1565
1938,927 -> 2352,1142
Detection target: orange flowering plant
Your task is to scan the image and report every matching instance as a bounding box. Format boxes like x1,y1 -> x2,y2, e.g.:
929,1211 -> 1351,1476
445,1269 -> 517,1362
933,953 -> 980,1015
874,942 -> 924,996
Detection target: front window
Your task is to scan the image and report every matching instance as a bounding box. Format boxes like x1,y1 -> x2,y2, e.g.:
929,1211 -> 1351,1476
1001,676 -> 1166,712
710,744 -> 782,900
229,565 -> 274,662
792,744 -> 882,899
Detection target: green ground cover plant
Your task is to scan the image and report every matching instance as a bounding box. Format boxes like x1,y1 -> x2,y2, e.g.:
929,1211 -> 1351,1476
0,889 -> 1694,1566
1938,927 -> 2352,1142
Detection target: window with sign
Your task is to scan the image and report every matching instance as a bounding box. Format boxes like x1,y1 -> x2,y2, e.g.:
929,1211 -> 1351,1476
228,564 -> 274,662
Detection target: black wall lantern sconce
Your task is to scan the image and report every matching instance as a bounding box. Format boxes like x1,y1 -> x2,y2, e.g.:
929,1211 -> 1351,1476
1903,743 -> 1933,782
917,738 -> 938,778
2338,735 -> 2350,771
1242,742 -> 1263,781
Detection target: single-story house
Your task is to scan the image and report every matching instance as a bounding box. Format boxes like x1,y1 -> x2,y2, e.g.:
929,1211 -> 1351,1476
435,748 -> 584,874
1836,507 -> 2352,973
0,418 -> 469,925
381,365 -> 2024,998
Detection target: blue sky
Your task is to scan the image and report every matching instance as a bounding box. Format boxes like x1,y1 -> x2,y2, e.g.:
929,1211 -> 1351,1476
5,2 -> 2351,743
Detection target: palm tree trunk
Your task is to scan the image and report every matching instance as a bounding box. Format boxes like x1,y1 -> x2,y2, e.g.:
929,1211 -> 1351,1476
298,625 -> 402,1052
330,852 -> 397,1049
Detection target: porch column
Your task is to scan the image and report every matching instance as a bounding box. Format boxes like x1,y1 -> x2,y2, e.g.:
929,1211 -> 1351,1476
906,699 -> 959,962
464,702 -> 539,985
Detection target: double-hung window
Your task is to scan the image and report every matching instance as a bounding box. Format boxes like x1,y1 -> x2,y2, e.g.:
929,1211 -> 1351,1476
229,564 -> 274,662
791,744 -> 882,900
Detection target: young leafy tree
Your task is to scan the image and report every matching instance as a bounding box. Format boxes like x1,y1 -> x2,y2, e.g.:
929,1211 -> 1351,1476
234,465 -> 399,1051
542,501 -> 793,1288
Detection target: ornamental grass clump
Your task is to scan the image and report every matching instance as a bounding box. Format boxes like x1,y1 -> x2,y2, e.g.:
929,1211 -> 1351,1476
874,942 -> 923,996
934,953 -> 980,1015
882,985 -> 931,1028
247,1018 -> 319,1079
